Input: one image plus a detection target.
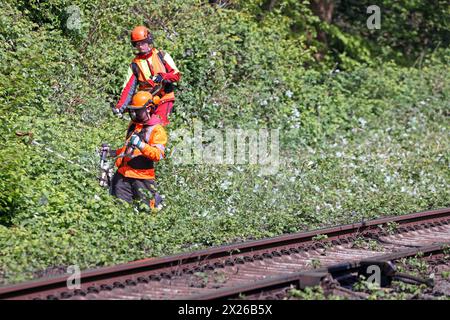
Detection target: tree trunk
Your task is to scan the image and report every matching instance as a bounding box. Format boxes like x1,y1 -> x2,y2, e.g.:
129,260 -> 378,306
310,0 -> 335,23
309,0 -> 335,61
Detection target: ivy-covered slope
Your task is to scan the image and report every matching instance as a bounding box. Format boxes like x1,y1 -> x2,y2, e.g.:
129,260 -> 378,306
0,0 -> 448,284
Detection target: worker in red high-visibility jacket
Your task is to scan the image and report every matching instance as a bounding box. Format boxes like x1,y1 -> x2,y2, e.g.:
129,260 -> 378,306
113,26 -> 181,126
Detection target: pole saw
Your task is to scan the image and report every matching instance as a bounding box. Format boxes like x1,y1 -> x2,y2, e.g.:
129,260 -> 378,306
98,143 -> 114,187
98,135 -> 141,188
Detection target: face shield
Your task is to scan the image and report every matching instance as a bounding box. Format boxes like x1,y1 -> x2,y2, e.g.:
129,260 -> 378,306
129,106 -> 151,123
132,39 -> 153,55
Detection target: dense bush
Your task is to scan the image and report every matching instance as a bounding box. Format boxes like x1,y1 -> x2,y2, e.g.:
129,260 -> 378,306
0,0 -> 448,284
332,0 -> 450,66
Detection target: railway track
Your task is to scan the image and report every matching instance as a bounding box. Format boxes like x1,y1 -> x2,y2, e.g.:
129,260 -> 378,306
1,207 -> 449,300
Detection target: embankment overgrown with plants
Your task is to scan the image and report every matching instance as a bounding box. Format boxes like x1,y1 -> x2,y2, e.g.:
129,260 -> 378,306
0,0 -> 448,284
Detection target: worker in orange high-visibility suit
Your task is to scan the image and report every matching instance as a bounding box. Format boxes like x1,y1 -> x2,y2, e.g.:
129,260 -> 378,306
113,26 -> 181,126
106,91 -> 168,212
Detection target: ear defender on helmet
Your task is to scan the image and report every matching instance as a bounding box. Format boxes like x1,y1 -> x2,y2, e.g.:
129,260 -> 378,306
147,95 -> 160,114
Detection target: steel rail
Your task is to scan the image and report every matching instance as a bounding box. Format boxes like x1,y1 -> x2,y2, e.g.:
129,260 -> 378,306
0,207 -> 449,300
185,243 -> 448,300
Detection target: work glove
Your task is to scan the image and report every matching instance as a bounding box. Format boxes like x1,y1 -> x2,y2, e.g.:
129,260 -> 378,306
112,104 -> 126,119
152,74 -> 164,83
156,73 -> 172,84
129,134 -> 145,149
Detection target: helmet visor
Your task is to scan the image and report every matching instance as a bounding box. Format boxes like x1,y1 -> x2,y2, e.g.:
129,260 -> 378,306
129,107 -> 150,123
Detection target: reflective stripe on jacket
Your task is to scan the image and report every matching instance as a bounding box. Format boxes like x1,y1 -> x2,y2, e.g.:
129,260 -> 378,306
115,48 -> 181,111
132,48 -> 177,103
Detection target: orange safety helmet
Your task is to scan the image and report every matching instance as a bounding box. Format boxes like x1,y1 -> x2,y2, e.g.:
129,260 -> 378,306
127,91 -> 158,123
128,91 -> 153,109
130,26 -> 153,43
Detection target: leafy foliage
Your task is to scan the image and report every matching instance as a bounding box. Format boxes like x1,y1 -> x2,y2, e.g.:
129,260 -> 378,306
332,0 -> 450,66
0,0 -> 448,284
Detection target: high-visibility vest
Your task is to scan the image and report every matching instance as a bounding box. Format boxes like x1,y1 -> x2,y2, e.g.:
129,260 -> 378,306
132,48 -> 175,103
115,123 -> 167,180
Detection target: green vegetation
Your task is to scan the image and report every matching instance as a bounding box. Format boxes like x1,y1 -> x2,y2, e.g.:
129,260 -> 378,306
385,221 -> 400,235
312,234 -> 328,241
353,255 -> 450,300
309,259 -> 322,269
351,237 -> 383,251
286,285 -> 343,300
0,0 -> 449,285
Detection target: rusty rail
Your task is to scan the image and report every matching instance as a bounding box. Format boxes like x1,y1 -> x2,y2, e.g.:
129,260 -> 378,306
0,207 -> 449,300
185,243 -> 447,300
